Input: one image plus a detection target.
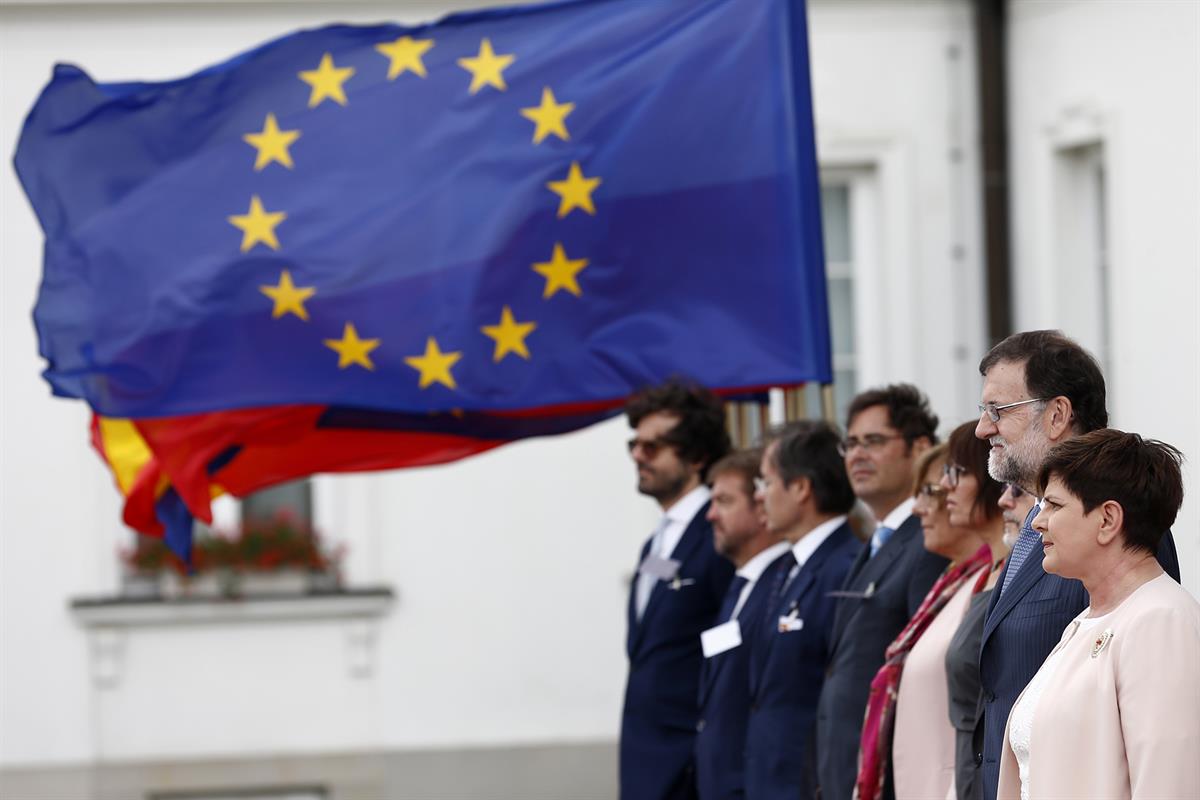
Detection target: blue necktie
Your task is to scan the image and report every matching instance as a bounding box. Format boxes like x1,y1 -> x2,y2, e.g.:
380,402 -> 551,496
717,575 -> 750,623
869,525 -> 895,558
1000,502 -> 1042,596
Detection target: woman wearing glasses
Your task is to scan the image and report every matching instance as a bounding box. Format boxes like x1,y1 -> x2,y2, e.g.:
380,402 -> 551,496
855,432 -> 991,800
939,422 -> 1009,800
996,430 -> 1200,800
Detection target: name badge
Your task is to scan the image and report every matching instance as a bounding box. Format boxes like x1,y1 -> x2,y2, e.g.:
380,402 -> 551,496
778,612 -> 805,633
638,553 -> 681,581
701,620 -> 742,658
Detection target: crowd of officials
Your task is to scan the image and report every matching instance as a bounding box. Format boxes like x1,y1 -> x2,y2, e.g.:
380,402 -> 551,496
618,330 -> 1199,800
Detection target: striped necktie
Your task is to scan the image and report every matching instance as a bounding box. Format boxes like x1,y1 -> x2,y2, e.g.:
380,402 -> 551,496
1000,502 -> 1042,596
869,525 -> 895,558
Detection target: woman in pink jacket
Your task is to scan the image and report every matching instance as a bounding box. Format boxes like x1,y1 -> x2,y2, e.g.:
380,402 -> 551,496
997,429 -> 1200,800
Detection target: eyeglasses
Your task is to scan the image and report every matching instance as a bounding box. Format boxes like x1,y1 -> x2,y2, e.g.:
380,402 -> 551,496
917,483 -> 948,505
977,397 -> 1047,423
1005,482 -> 1026,500
837,433 -> 904,456
942,463 -> 967,488
627,437 -> 671,458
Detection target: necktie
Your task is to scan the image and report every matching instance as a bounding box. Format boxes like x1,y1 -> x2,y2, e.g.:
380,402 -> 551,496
635,519 -> 669,620
776,550 -> 800,598
717,575 -> 750,623
869,525 -> 895,558
1000,502 -> 1042,596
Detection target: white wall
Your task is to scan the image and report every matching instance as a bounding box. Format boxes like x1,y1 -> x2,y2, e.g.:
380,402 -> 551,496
1007,0 -> 1200,591
810,0 -> 987,426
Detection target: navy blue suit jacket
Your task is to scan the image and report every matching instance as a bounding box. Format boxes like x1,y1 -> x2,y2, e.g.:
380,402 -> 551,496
744,522 -> 859,800
693,551 -> 792,800
976,519 -> 1181,800
622,504 -> 736,800
815,514 -> 948,800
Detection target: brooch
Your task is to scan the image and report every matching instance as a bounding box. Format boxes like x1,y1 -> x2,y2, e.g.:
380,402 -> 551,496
1091,628 -> 1113,658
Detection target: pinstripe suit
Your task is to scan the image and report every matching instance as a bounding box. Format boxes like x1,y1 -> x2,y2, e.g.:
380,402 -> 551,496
976,509 -> 1182,800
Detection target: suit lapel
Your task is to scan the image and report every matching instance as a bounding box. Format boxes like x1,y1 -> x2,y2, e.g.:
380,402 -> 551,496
633,504 -> 710,652
755,523 -> 852,693
831,516 -> 918,648
982,543 -> 1046,642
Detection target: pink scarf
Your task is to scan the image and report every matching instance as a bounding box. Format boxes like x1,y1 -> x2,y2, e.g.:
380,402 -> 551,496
853,543 -> 991,800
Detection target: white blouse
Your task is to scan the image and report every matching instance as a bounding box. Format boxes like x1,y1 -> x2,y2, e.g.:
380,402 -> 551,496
1007,609 -> 1114,800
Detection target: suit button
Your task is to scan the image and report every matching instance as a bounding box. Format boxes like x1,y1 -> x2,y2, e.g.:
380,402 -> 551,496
696,719 -> 705,732
985,691 -> 996,703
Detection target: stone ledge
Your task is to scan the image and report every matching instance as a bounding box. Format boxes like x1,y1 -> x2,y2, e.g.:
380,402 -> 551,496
70,587 -> 395,628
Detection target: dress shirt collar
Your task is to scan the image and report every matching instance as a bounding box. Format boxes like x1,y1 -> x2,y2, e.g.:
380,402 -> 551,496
654,484 -> 710,559
738,540 -> 793,582
878,496 -> 916,532
792,514 -> 848,568
664,483 -> 711,525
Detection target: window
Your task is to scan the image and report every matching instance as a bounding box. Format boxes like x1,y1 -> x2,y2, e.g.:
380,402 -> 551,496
803,179 -> 859,426
1054,142 -> 1111,380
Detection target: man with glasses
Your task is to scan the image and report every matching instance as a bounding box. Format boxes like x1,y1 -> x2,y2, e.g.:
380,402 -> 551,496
973,329 -> 1181,800
621,378 -> 736,800
815,384 -> 949,800
744,421 -> 859,800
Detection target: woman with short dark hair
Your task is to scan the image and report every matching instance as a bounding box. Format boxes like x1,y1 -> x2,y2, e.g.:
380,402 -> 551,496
996,429 -> 1200,800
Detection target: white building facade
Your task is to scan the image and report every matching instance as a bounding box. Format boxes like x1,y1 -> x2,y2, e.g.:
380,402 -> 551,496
1,0 -> 1195,797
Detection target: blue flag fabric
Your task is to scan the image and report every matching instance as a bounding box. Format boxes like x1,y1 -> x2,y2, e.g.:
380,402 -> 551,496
15,0 -> 830,420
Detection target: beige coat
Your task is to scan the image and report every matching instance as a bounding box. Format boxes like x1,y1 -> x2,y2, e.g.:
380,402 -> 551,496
997,573 -> 1200,800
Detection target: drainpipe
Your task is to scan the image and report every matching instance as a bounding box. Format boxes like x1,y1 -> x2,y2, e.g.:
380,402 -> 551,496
974,0 -> 1012,344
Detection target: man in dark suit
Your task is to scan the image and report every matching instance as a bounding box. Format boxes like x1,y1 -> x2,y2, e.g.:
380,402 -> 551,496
693,450 -> 792,800
815,385 -> 948,800
973,330 -> 1181,800
622,379 -> 736,800
744,421 -> 860,800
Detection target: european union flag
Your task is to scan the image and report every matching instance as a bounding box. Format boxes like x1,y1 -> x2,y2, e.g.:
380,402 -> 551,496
15,0 -> 830,532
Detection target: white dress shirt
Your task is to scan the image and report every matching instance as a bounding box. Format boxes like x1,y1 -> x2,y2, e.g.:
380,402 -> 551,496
729,540 -> 792,620
793,514 -> 849,568
635,484 -> 711,618
656,483 -> 711,560
878,496 -> 916,533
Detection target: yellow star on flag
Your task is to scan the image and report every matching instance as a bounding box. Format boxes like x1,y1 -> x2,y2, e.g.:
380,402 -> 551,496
480,306 -> 537,362
457,38 -> 515,94
375,35 -> 435,79
242,113 -> 301,170
299,53 -> 356,108
405,337 -> 463,389
259,270 -> 315,321
324,322 -> 380,370
546,161 -> 601,218
520,87 -> 574,144
532,243 -> 589,298
228,195 -> 286,252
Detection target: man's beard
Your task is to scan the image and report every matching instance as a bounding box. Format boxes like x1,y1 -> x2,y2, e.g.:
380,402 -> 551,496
638,468 -> 690,504
987,416 -> 1047,487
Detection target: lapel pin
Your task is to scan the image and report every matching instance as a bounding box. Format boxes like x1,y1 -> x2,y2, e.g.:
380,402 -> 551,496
669,577 -> 695,591
1091,628 -> 1113,658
